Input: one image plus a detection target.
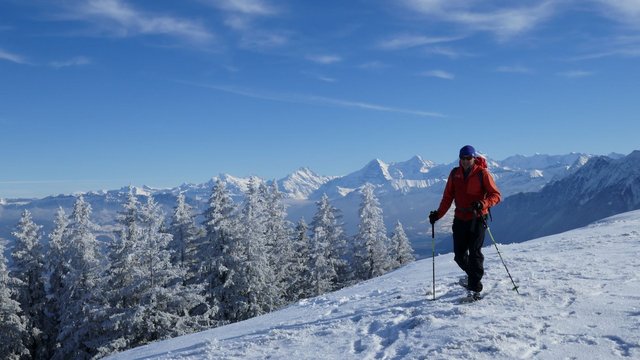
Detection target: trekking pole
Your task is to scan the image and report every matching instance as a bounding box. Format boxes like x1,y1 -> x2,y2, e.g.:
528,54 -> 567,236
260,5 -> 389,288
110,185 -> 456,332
481,216 -> 520,294
431,214 -> 436,301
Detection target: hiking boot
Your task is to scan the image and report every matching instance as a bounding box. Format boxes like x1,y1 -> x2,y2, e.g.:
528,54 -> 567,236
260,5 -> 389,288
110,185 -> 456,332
469,291 -> 483,301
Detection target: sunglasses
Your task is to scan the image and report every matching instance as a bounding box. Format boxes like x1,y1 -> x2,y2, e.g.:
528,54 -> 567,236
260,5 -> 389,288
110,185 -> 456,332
460,156 -> 474,161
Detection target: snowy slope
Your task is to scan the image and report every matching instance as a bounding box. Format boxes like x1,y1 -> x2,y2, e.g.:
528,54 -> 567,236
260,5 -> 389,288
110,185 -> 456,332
106,210 -> 640,360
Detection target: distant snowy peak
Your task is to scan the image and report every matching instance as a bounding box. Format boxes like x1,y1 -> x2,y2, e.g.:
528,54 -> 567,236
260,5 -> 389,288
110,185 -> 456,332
500,152 -> 592,171
278,168 -> 334,199
388,155 -> 435,179
362,159 -> 393,181
573,154 -> 591,167
114,185 -> 154,197
311,156 -> 443,199
217,173 -> 262,196
572,150 -> 640,195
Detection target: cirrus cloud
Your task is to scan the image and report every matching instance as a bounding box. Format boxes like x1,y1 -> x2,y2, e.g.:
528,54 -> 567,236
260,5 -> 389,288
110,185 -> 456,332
0,48 -> 29,64
50,56 -> 92,68
399,0 -> 557,40
61,0 -> 214,45
557,70 -> 594,78
419,70 -> 455,80
306,54 -> 342,64
376,34 -> 465,50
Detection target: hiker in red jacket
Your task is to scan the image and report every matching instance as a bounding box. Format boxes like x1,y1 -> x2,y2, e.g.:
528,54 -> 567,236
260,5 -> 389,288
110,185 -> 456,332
429,145 -> 501,296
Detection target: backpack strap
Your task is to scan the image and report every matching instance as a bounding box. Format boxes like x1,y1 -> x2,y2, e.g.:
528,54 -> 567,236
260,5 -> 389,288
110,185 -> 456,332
477,168 -> 493,222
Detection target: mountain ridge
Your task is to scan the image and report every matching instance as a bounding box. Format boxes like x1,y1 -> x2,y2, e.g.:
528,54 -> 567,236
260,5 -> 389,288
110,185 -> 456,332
491,150 -> 640,243
4,151 -> 636,258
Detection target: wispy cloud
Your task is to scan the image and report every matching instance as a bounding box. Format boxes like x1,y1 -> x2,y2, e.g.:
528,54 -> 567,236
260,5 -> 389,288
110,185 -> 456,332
49,56 -> 92,68
239,31 -> 290,49
358,61 -> 391,70
182,82 -> 445,118
377,34 -> 464,50
591,0 -> 640,28
302,72 -> 337,83
496,65 -> 532,74
0,48 -> 29,64
557,70 -> 594,78
306,54 -> 342,64
419,70 -> 455,80
315,76 -> 336,83
400,0 -> 557,40
209,0 -> 278,16
62,0 -> 214,45
568,34 -> 640,61
424,46 -> 475,59
203,0 -> 288,50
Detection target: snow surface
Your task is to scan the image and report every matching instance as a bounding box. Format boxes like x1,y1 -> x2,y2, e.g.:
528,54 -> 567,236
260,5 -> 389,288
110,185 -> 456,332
106,210 -> 640,360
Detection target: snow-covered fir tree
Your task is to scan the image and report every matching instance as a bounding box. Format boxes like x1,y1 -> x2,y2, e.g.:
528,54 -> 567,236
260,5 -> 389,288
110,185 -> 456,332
290,218 -> 312,300
389,221 -> 414,269
125,196 -> 205,348
54,196 -> 106,360
43,207 -> 69,357
262,182 -> 295,304
309,194 -> 349,296
108,190 -> 141,309
11,209 -> 48,359
234,178 -> 280,320
353,184 -> 392,280
200,179 -> 240,323
0,241 -> 30,360
99,190 -> 143,355
168,193 -> 201,276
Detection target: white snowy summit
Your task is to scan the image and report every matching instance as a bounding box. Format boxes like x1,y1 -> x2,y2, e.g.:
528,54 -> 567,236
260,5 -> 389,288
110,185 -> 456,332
277,167 -> 334,200
388,155 -> 435,179
106,210 -> 640,360
311,159 -> 393,199
310,156 -> 443,199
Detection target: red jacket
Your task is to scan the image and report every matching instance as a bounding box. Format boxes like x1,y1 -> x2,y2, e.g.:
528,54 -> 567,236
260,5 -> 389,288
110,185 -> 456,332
435,157 -> 501,221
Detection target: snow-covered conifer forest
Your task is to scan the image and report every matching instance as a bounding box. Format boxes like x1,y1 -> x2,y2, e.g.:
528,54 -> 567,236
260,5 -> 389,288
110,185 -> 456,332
1,181 -> 412,359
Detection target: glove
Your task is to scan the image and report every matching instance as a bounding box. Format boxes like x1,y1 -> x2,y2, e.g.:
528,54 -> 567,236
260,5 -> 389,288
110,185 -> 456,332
471,201 -> 483,211
429,211 -> 439,225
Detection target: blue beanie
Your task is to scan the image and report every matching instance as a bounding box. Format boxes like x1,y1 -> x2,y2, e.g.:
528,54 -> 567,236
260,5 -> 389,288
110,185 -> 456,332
459,145 -> 476,158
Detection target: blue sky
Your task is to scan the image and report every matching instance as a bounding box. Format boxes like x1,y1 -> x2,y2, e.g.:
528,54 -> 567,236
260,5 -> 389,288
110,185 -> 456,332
1,0 -> 639,198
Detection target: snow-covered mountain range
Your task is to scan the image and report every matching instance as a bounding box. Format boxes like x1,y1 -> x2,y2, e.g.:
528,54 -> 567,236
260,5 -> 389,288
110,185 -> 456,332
2,151 -> 637,258
492,150 -> 640,243
105,209 -> 640,359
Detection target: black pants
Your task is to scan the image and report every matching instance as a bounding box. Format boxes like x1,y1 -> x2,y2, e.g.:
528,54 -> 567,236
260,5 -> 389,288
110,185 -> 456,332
452,217 -> 486,292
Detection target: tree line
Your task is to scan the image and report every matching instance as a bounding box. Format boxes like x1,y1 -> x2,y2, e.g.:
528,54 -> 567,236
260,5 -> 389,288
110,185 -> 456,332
0,180 -> 414,359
